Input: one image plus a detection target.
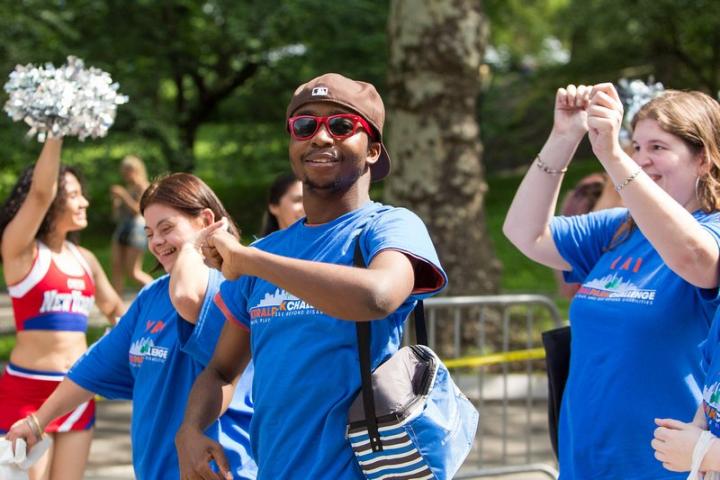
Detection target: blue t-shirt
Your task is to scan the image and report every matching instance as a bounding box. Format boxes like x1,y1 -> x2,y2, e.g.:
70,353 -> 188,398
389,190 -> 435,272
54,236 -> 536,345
551,208 -> 720,480
215,201 -> 447,480
68,269 -> 256,480
701,309 -> 720,436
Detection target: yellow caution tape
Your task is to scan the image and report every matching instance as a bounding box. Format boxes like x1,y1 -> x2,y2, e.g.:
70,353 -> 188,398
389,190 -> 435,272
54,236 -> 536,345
91,349 -> 547,403
443,347 -> 546,368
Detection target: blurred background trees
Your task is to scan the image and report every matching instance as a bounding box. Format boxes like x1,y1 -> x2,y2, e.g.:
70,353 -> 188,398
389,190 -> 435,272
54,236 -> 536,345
1,0 -> 719,294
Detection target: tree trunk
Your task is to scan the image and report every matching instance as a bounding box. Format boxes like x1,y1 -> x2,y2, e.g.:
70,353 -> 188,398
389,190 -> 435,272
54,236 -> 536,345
385,0 -> 501,296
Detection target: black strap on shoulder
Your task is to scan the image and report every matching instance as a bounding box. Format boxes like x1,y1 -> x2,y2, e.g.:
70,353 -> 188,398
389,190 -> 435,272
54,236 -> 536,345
414,299 -> 427,346
354,241 -> 383,452
353,236 -> 429,452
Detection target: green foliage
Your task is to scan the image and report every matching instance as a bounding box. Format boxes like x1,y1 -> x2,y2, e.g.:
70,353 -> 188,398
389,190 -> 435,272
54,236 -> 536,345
0,0 -> 389,176
0,334 -> 13,362
562,0 -> 720,91
481,0 -> 720,170
3,0 -> 717,181
1,0 -> 719,320
484,0 -> 570,69
485,157 -> 601,294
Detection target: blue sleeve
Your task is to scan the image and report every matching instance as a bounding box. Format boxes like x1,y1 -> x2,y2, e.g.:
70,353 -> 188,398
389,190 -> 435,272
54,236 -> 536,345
362,208 -> 447,299
217,276 -> 253,330
696,213 -> 720,306
691,214 -> 720,371
177,269 -> 227,366
700,214 -> 720,245
67,292 -> 141,400
701,311 -> 720,373
701,336 -> 713,374
550,208 -> 628,283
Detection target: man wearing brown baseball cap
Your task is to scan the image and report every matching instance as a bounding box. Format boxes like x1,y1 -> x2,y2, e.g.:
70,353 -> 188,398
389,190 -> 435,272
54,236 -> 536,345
286,72 -> 391,182
176,73 -> 447,479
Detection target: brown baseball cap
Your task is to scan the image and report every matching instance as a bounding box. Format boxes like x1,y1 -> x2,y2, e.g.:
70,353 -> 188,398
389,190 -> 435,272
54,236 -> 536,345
286,73 -> 391,182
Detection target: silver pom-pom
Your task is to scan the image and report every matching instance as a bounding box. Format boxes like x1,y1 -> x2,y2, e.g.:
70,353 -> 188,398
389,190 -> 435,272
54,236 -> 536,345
617,78 -> 665,144
3,56 -> 128,141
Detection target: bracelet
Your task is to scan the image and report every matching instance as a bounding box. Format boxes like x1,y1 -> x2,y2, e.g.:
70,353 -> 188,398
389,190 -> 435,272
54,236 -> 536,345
688,430 -> 716,478
535,155 -> 568,175
615,169 -> 642,192
26,413 -> 44,439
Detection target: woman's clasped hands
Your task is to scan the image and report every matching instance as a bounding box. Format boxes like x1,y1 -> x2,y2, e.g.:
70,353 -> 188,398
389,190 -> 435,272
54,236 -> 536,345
553,82 -> 627,163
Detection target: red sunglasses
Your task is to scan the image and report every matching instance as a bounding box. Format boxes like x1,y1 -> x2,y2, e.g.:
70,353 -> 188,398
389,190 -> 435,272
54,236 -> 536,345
287,114 -> 376,141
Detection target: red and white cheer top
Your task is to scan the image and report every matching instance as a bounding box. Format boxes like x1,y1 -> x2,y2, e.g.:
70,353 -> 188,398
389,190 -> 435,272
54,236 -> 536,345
8,242 -> 95,332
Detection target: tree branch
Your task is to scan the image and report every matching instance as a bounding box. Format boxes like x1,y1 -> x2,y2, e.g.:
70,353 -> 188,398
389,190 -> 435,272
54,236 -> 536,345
186,60 -> 264,129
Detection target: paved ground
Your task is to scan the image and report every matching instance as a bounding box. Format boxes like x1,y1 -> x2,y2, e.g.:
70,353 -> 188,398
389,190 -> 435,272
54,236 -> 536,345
85,400 -> 134,480
85,399 -> 558,480
2,293 -> 559,479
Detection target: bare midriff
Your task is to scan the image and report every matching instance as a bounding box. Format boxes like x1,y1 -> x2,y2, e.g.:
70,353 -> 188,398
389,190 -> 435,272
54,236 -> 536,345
10,330 -> 88,372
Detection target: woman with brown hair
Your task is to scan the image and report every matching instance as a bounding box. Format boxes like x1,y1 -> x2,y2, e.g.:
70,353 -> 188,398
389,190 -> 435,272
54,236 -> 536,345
0,138 -> 124,480
504,84 -> 720,479
6,173 -> 256,479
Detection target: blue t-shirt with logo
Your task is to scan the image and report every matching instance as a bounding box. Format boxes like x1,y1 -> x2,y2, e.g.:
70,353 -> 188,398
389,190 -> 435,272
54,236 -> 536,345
68,269 -> 256,480
551,208 -> 720,480
215,201 -> 447,480
701,309 -> 720,436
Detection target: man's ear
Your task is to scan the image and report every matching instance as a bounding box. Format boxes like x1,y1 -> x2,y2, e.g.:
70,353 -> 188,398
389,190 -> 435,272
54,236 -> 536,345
366,141 -> 382,166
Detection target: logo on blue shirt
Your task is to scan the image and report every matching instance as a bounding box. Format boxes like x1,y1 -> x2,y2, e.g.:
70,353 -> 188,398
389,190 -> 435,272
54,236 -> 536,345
249,288 -> 321,325
129,337 -> 169,366
575,253 -> 657,305
704,382 -> 720,434
577,273 -> 657,304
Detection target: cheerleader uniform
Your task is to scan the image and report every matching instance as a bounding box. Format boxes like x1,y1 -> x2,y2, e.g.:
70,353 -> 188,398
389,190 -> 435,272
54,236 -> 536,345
0,241 -> 96,433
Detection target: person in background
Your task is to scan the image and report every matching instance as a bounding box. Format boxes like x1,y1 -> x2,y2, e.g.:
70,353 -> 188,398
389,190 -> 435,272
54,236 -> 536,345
504,84 -> 720,479
259,172 -> 304,237
0,138 -> 124,480
554,173 -> 622,298
110,155 -> 153,293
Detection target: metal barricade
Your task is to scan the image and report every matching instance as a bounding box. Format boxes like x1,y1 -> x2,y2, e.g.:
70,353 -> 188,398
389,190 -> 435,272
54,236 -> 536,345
411,294 -> 563,479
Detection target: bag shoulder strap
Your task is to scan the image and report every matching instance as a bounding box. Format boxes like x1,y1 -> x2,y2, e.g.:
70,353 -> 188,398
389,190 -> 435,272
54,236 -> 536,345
353,241 -> 383,452
353,236 -> 428,452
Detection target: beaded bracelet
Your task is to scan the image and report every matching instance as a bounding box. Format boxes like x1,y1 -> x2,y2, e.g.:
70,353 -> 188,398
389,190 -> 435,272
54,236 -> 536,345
535,155 -> 568,175
615,169 -> 642,192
